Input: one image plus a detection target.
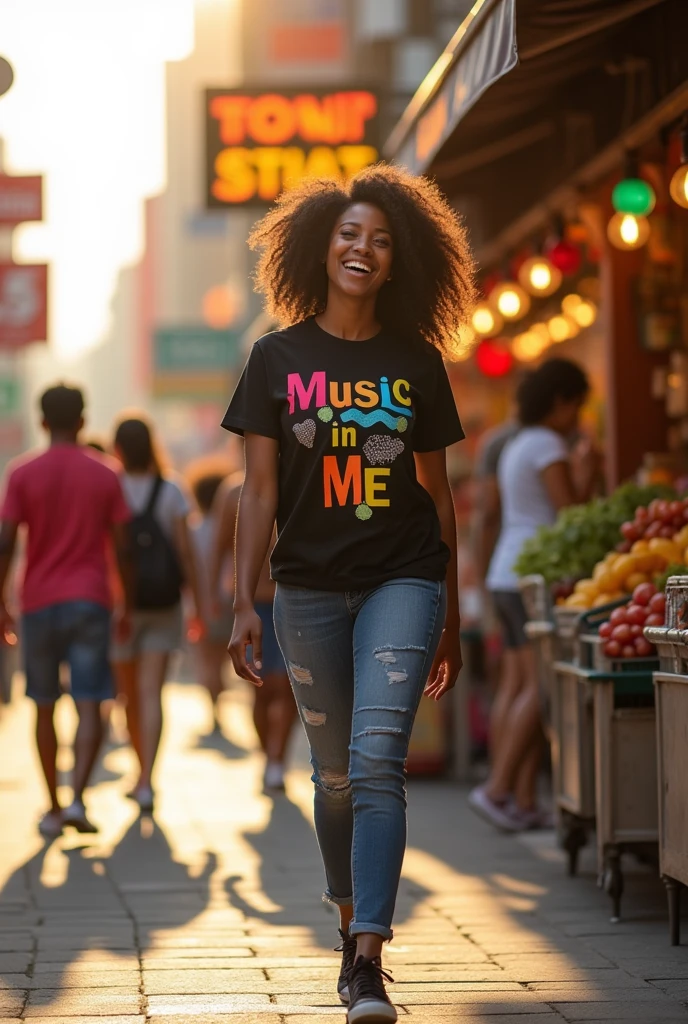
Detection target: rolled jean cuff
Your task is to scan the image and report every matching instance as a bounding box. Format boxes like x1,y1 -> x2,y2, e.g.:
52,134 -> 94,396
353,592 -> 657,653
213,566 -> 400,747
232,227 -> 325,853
349,921 -> 394,942
322,891 -> 353,908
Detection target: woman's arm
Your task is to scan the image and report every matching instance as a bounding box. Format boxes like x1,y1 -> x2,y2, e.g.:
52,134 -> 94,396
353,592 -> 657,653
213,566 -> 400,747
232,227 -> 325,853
229,433 -> 279,685
415,448 -> 463,699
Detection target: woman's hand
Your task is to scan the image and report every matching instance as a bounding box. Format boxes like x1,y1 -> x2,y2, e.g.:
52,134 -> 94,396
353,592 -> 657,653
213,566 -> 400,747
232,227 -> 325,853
424,626 -> 463,701
228,606 -> 264,686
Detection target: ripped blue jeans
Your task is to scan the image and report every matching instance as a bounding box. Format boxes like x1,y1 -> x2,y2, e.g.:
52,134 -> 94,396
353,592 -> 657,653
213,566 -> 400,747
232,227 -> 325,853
273,577 -> 446,941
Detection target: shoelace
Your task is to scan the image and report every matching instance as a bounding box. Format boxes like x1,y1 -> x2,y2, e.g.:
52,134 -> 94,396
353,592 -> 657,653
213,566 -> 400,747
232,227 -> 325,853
334,930 -> 357,975
348,955 -> 395,999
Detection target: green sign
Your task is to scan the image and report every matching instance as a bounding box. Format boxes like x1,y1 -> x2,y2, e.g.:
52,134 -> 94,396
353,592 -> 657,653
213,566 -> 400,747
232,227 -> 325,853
0,378 -> 20,416
154,326 -> 241,373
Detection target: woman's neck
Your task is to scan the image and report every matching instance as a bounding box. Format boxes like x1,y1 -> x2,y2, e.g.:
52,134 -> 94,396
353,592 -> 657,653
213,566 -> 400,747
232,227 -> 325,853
316,291 -> 380,341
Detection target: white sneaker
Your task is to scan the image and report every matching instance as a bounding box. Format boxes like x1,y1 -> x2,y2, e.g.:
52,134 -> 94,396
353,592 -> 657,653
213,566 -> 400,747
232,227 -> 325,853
263,761 -> 285,791
468,785 -> 524,833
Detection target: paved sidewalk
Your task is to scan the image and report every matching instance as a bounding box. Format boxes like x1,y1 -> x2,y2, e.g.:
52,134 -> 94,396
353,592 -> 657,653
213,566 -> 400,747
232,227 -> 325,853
0,678 -> 687,1024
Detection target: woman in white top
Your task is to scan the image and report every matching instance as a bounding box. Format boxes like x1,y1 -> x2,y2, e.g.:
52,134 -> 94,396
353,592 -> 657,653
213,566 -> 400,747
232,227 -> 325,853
111,417 -> 202,812
470,359 -> 598,832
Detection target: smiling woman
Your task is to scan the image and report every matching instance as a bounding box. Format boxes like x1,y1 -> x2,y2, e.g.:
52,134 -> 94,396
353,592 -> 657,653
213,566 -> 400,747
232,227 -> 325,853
222,162 -> 476,1022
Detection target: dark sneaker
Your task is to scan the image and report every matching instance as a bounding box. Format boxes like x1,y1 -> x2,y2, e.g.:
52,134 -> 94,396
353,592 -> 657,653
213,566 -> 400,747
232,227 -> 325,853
346,954 -> 397,1023
334,929 -> 357,1004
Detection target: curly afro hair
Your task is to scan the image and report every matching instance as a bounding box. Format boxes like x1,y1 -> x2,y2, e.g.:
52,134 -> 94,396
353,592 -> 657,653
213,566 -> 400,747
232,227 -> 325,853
248,163 -> 477,358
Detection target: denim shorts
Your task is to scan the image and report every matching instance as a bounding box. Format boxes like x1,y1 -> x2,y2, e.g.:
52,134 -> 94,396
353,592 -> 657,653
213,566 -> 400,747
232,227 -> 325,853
22,600 -> 114,704
490,589 -> 529,649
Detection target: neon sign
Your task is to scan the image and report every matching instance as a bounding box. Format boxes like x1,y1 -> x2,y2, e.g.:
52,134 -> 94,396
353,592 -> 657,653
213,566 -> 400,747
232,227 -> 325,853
205,88 -> 379,208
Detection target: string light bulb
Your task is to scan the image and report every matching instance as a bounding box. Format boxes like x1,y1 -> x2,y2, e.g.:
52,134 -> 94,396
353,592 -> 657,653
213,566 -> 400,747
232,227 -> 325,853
512,330 -> 549,362
518,256 -> 562,297
669,119 -> 688,209
488,282 -> 530,322
471,303 -> 503,337
547,315 -> 579,343
571,300 -> 597,328
607,212 -> 650,250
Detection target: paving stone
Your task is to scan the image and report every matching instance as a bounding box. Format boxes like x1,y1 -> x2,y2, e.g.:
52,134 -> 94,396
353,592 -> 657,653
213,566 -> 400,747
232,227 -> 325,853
551,1001 -> 688,1020
616,959 -> 688,980
149,1017 -> 285,1024
398,1016 -> 563,1023
0,995 -> 25,1015
28,972 -> 140,989
146,996 -> 273,1014
25,990 -> 142,1016
142,970 -> 270,995
0,954 -> 32,973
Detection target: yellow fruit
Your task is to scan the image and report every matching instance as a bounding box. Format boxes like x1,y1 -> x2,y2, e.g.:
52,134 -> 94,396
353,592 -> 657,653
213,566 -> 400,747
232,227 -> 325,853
626,572 -> 650,592
610,554 -> 638,589
565,593 -> 591,609
674,526 -> 688,549
632,539 -> 650,553
593,570 -> 616,594
592,593 -> 613,607
574,579 -> 598,598
648,538 -> 682,565
593,561 -> 608,580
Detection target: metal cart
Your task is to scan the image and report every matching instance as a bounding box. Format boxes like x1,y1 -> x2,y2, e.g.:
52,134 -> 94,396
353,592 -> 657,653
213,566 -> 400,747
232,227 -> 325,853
591,667 -> 658,921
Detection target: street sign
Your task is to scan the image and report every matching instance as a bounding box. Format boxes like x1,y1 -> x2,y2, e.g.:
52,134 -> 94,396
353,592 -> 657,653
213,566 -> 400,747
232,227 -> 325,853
152,325 -> 241,398
0,264 -> 48,348
205,87 -> 379,208
0,378 -> 20,415
0,176 -> 43,225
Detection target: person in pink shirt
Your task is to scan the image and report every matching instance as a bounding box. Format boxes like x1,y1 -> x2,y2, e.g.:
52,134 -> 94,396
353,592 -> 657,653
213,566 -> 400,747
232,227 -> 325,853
0,384 -> 132,838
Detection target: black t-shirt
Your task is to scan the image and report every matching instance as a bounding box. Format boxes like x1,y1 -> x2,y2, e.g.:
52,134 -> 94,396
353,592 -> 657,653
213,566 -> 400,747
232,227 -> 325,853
221,317 -> 464,591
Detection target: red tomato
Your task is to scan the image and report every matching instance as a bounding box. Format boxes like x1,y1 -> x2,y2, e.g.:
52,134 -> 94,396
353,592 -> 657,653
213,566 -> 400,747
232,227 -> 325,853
669,500 -> 683,517
645,521 -> 662,539
648,499 -> 662,520
634,637 -> 655,657
611,623 -> 632,643
633,582 -> 657,606
626,604 -> 648,626
610,607 -> 628,626
629,624 -> 643,638
656,500 -> 670,521
598,621 -> 613,638
645,613 -> 665,627
649,592 -> 666,615
659,525 -> 675,538
635,506 -> 650,523
622,644 -> 637,658
621,521 -> 639,542
673,516 -> 685,531
604,640 -> 621,658
682,505 -> 688,523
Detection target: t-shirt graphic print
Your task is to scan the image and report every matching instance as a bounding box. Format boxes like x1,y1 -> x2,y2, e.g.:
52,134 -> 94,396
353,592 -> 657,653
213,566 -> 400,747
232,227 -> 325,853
222,317 -> 464,591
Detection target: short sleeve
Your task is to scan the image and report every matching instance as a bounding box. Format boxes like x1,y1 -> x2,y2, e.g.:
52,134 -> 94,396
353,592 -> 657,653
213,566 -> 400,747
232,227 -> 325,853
165,478 -> 191,518
221,342 -> 280,440
109,475 -> 132,525
531,429 -> 568,471
0,468 -> 24,524
412,348 -> 465,452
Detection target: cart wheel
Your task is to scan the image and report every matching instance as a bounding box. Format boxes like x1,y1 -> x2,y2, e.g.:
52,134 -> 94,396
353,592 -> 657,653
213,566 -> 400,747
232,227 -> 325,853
561,823 -> 587,877
664,877 -> 681,946
603,852 -> 624,922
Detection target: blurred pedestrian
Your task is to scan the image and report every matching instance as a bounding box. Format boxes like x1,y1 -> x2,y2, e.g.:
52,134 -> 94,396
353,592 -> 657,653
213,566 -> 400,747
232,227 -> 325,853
211,470 -> 296,790
110,416 -> 203,813
470,359 -> 597,831
187,466 -> 230,730
0,384 -> 132,837
223,165 -> 473,1022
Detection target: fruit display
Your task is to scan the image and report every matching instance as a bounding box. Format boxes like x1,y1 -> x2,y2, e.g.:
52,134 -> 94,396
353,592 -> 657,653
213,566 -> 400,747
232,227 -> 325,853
514,482 -> 674,587
561,496 -> 688,610
597,582 -> 665,660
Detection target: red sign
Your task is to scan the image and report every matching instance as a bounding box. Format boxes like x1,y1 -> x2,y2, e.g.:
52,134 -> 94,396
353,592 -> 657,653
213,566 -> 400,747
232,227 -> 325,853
0,264 -> 48,348
0,175 -> 42,225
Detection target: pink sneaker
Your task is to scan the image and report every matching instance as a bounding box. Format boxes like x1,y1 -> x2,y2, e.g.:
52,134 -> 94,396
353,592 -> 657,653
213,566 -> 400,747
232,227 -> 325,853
468,785 -> 524,832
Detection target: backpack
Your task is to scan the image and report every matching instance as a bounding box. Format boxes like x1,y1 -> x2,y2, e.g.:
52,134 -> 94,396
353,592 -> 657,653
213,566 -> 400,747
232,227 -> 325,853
129,476 -> 184,610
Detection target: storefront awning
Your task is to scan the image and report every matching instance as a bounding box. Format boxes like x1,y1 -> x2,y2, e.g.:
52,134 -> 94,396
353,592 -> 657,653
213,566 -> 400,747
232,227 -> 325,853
386,0 -> 683,252
387,0 -> 518,176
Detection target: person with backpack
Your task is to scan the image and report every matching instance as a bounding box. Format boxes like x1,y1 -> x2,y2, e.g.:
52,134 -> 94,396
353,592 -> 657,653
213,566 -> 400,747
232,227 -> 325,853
110,416 -> 203,812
